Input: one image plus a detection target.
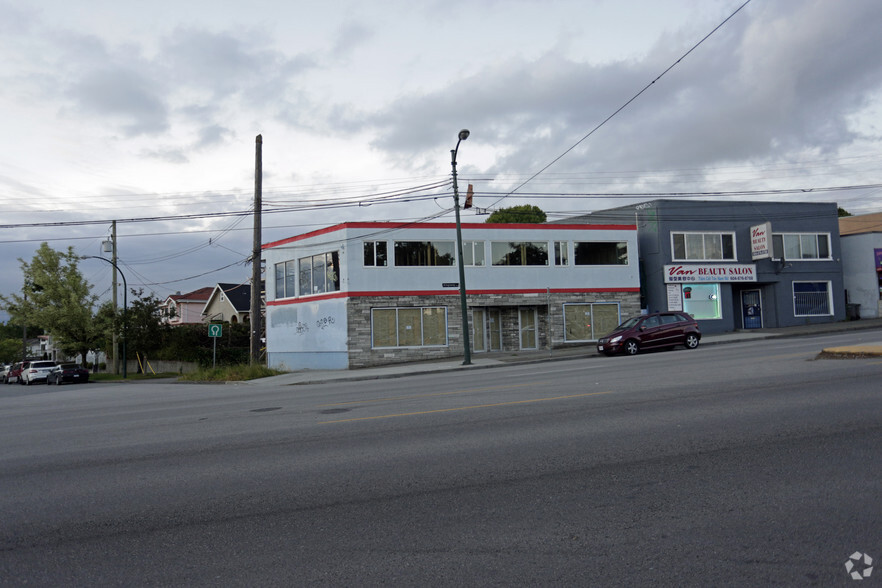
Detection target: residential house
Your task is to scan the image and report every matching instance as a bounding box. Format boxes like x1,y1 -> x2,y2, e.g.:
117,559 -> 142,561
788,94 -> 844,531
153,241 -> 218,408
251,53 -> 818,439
839,212 -> 882,318
202,283 -> 253,324
562,200 -> 846,333
262,221 -> 640,370
160,287 -> 215,325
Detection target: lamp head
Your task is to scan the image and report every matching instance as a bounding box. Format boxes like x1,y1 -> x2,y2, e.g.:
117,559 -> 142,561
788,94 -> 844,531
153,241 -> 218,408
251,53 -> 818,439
458,129 -> 470,141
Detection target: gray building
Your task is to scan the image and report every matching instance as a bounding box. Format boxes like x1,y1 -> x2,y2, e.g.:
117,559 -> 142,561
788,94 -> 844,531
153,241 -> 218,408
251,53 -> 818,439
562,200 -> 845,334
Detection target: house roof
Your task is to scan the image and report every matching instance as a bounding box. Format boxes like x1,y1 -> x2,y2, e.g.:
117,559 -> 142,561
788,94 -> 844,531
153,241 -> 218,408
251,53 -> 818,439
165,286 -> 215,304
214,283 -> 252,312
839,212 -> 882,236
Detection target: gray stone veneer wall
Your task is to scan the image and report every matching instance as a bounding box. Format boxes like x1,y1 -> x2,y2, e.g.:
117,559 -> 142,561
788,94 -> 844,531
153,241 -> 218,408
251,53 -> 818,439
346,291 -> 641,369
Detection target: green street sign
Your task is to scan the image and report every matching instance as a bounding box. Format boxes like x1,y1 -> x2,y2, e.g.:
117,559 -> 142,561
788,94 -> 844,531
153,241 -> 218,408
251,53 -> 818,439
208,324 -> 223,338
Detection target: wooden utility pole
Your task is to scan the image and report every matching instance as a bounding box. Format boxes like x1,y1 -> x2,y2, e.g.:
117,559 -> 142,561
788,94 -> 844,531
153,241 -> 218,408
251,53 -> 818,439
250,135 -> 263,364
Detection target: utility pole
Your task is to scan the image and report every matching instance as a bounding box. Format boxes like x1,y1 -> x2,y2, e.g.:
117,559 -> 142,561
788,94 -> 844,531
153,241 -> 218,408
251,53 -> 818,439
250,134 -> 263,365
111,221 -> 119,374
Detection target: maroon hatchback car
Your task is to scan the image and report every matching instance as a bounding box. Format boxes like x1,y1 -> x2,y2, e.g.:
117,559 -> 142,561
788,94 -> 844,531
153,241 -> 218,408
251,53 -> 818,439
597,311 -> 701,356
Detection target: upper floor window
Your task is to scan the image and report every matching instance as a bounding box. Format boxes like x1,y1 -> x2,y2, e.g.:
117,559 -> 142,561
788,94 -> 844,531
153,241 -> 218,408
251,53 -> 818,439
491,241 -> 548,266
274,260 -> 298,299
554,241 -> 569,266
772,233 -> 830,260
672,232 -> 735,261
299,252 -> 340,296
363,241 -> 388,266
463,241 -> 485,266
574,242 -> 629,265
394,241 -> 455,266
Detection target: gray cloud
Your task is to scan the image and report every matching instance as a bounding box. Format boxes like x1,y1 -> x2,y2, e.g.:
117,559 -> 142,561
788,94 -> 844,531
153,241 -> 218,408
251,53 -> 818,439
67,67 -> 170,136
336,0 -> 882,189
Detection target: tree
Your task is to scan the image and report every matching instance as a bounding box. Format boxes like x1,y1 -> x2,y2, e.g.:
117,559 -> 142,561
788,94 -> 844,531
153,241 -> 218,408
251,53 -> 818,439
0,243 -> 99,364
125,288 -> 168,371
838,207 -> 852,217
485,205 -> 547,224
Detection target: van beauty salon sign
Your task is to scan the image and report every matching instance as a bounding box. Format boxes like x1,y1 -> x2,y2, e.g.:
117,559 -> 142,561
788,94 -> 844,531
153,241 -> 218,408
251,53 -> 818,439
664,264 -> 757,283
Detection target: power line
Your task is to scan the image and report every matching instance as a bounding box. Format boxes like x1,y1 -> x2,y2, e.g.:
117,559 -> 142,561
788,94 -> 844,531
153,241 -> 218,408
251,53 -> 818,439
486,0 -> 753,209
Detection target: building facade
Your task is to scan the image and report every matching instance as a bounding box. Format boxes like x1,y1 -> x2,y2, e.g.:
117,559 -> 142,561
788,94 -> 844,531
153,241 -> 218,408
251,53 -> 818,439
262,221 -> 640,370
839,212 -> 882,318
564,200 -> 846,334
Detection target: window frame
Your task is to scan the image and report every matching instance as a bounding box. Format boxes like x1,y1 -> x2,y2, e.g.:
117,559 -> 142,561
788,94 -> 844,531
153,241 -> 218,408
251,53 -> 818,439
563,302 -> 621,341
363,241 -> 388,267
393,240 -> 456,267
772,233 -> 831,261
554,241 -> 569,266
370,306 -> 449,348
490,241 -> 549,266
463,241 -> 485,267
298,251 -> 340,297
671,232 -> 736,262
792,281 -> 833,316
573,241 -> 629,266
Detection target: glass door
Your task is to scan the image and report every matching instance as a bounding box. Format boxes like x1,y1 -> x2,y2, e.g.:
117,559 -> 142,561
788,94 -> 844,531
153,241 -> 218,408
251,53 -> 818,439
519,307 -> 538,349
472,309 -> 486,352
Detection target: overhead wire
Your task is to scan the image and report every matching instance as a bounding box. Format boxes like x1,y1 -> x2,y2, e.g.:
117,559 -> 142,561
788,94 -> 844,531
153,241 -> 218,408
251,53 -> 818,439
485,0 -> 754,210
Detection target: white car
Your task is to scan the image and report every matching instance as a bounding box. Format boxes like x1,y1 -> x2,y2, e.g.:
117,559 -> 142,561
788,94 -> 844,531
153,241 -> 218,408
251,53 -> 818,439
0,364 -> 11,383
21,361 -> 57,385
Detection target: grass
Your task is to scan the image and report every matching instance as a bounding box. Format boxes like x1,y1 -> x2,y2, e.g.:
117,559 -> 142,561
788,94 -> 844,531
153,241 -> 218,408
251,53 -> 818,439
177,364 -> 285,382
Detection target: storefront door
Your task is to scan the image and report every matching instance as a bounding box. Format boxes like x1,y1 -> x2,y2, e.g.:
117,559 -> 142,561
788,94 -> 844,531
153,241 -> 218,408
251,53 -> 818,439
472,309 -> 486,352
473,309 -> 502,352
519,307 -> 538,349
741,289 -> 763,329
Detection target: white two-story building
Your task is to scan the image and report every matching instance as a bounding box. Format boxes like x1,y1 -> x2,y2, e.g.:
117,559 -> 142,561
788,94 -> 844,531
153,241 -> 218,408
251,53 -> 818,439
262,221 -> 640,370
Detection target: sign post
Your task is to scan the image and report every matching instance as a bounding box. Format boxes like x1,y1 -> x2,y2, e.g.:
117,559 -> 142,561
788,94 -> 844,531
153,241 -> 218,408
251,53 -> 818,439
209,323 -> 223,369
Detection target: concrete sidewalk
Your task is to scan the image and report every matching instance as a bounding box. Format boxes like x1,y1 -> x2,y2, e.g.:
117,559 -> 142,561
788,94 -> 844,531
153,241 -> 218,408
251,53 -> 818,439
240,318 -> 882,387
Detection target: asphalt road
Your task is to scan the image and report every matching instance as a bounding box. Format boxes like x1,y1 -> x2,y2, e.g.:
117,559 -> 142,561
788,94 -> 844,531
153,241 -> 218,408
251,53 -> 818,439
1,330 -> 881,586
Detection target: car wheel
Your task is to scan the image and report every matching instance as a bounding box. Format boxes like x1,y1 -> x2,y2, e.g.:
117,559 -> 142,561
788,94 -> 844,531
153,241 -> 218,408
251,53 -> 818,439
624,339 -> 640,355
685,334 -> 700,349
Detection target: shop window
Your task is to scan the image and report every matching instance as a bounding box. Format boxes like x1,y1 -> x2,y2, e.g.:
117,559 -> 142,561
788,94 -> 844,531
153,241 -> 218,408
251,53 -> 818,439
563,303 -> 620,341
793,281 -> 832,316
364,241 -> 388,266
574,242 -> 628,265
681,283 -> 722,319
772,233 -> 831,260
371,307 -> 448,348
491,241 -> 549,266
463,241 -> 485,266
299,252 -> 340,296
554,241 -> 569,266
672,232 -> 735,261
394,241 -> 455,266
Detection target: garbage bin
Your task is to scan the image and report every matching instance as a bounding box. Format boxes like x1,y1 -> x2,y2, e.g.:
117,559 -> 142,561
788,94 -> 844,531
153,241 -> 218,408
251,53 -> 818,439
846,303 -> 861,320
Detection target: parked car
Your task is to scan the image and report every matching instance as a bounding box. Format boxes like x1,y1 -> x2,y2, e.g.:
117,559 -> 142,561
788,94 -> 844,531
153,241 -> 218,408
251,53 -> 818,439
46,363 -> 90,385
0,364 -> 10,382
597,311 -> 701,356
6,362 -> 27,384
21,360 -> 57,385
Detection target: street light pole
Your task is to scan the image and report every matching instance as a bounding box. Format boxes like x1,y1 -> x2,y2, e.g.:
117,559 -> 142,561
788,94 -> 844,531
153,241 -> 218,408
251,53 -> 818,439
82,256 -> 127,378
451,129 -> 472,365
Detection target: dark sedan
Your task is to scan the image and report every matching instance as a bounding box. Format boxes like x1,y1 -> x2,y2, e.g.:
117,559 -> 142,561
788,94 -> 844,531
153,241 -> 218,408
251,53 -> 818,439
46,363 -> 90,385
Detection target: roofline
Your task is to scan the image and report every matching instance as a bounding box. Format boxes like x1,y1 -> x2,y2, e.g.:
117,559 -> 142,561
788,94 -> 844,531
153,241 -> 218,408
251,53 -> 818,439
262,221 -> 637,250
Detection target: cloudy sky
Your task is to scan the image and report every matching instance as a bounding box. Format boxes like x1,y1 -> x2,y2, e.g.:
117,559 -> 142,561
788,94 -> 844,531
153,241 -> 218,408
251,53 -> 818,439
2,0 -> 882,321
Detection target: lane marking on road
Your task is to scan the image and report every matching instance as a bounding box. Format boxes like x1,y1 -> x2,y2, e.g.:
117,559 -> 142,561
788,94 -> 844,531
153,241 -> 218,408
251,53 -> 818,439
316,380 -> 552,407
318,390 -> 613,424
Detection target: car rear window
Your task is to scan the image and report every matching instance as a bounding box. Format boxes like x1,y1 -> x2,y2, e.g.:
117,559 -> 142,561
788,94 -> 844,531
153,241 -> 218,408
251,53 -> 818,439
33,361 -> 56,368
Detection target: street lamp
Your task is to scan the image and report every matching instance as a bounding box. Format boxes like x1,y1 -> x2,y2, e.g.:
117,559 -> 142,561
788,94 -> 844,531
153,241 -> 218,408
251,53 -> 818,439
82,256 -> 127,378
451,129 -> 472,365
